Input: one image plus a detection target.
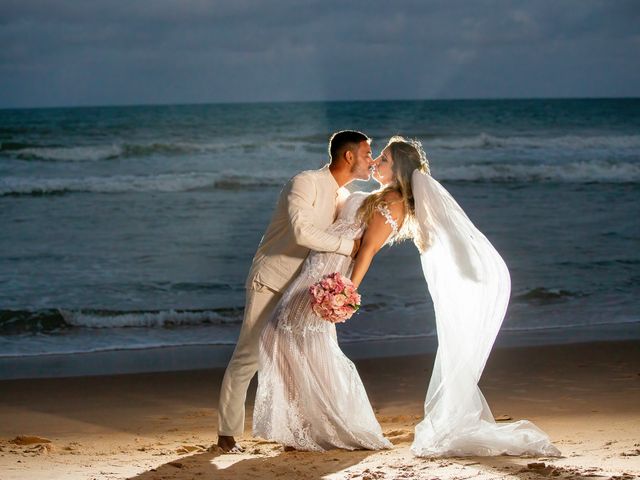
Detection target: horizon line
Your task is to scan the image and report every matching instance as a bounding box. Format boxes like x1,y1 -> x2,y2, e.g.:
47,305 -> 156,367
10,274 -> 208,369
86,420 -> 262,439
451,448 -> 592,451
1,95 -> 639,112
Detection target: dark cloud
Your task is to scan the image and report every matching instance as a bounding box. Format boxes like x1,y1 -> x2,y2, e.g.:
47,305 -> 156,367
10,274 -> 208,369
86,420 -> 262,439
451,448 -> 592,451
0,0 -> 638,108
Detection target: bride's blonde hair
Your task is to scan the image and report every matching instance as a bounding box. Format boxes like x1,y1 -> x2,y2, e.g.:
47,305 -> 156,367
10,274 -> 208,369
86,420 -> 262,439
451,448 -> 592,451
357,136 -> 430,252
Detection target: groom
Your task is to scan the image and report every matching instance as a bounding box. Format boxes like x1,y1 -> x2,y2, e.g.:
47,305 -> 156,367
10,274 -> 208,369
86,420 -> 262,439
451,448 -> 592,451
217,130 -> 373,452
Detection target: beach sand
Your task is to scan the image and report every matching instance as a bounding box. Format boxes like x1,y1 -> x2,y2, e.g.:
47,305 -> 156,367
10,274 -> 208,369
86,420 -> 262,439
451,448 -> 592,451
1,340 -> 638,480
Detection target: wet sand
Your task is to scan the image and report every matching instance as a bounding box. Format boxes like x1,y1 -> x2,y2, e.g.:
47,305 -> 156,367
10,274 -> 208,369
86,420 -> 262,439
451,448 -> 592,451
1,340 -> 639,479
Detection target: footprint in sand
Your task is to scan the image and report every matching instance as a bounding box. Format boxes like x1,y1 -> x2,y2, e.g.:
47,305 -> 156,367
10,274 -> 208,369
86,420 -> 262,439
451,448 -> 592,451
494,414 -> 512,421
9,436 -> 54,454
176,444 -> 208,454
620,449 -> 640,457
29,444 -> 54,454
62,442 -> 82,454
10,435 -> 52,445
520,462 -> 578,477
385,429 -> 414,445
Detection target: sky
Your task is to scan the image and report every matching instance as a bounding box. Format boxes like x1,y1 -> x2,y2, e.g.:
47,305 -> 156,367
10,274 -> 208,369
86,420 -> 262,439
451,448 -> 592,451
1,0 -> 639,108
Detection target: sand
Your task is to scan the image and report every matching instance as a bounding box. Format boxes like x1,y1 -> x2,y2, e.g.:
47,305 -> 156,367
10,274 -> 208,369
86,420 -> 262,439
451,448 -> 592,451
1,340 -> 639,480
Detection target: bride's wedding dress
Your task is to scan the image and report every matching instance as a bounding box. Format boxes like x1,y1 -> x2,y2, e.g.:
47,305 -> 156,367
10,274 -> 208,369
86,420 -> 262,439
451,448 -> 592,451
253,192 -> 393,451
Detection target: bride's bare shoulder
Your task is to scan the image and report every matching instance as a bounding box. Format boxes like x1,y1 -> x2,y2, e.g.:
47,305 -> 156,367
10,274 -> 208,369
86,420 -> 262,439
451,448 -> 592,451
382,190 -> 403,203
382,191 -> 405,215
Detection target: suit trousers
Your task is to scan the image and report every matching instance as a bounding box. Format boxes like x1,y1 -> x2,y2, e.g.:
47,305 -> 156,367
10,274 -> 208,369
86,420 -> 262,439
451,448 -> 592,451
217,281 -> 282,436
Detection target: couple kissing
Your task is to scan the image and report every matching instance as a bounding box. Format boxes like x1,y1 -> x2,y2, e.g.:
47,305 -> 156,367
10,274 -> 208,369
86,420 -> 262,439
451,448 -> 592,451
217,130 -> 560,458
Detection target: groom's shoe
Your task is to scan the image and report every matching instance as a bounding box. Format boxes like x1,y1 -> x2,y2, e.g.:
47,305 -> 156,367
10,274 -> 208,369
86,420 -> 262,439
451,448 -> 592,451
217,435 -> 241,453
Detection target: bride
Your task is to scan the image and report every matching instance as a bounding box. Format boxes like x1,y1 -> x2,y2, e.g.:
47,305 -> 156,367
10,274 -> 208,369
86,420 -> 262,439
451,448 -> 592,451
254,136 -> 560,457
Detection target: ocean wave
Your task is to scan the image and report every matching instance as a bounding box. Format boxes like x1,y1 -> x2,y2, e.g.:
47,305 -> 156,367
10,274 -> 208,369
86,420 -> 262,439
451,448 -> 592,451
213,174 -> 289,190
0,141 -> 227,162
1,160 -> 638,197
13,145 -> 125,162
424,133 -> 640,150
0,173 -> 216,196
2,307 -> 638,358
3,132 -> 639,163
0,140 -> 310,162
2,317 -> 638,359
0,141 -> 35,152
436,161 -> 640,183
0,308 -> 244,334
513,287 -> 585,305
0,171 -> 290,196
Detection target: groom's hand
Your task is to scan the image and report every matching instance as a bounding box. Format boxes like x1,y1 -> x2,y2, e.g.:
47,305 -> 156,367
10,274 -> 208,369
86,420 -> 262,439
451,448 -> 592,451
350,238 -> 361,258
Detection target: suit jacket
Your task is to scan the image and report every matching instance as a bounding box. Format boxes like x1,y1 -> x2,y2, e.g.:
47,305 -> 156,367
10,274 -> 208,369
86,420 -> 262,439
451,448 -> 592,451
247,165 -> 354,292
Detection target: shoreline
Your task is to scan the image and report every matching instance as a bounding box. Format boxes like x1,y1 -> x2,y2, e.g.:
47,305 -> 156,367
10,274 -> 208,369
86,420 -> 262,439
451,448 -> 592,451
1,339 -> 639,479
1,321 -> 638,380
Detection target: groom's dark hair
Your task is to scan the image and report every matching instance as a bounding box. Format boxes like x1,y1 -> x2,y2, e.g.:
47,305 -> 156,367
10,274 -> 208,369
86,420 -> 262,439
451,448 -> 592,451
329,130 -> 370,163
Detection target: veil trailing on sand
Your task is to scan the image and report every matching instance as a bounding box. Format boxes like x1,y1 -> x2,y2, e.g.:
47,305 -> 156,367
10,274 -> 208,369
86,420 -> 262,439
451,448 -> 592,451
410,170 -> 561,457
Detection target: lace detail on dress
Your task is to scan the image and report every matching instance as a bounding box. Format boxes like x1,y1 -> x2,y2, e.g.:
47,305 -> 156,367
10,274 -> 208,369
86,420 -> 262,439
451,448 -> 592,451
253,191 -> 392,452
376,204 -> 399,238
274,193 -> 367,337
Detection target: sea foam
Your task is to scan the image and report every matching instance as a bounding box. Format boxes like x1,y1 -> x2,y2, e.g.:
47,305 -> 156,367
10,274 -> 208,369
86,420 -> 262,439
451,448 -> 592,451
1,161 -> 638,196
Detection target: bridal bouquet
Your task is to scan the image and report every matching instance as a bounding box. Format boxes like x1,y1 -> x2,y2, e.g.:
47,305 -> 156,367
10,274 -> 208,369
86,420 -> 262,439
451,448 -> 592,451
308,272 -> 361,323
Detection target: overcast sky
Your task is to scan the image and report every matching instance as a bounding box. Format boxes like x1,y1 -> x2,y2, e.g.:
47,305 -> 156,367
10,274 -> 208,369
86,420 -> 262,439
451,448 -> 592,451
1,0 -> 639,108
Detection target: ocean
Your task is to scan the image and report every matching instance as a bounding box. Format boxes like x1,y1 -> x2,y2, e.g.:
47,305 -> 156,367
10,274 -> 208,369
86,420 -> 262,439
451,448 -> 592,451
1,99 -> 639,376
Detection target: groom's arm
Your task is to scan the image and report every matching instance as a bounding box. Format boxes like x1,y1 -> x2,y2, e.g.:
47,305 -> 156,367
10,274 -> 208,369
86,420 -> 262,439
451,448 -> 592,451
286,174 -> 355,256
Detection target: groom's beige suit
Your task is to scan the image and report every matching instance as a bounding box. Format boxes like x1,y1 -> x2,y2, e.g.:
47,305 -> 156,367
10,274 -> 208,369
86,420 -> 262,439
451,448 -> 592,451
218,164 -> 354,436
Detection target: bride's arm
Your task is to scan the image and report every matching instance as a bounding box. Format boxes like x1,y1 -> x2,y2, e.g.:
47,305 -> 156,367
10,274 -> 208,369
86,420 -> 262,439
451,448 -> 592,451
350,200 -> 404,288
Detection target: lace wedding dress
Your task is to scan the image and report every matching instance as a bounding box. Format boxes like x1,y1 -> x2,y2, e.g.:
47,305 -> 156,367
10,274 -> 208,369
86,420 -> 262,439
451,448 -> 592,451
253,192 -> 394,451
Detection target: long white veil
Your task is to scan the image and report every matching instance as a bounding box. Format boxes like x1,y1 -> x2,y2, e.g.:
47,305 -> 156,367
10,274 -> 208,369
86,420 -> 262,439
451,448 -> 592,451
411,170 -> 560,457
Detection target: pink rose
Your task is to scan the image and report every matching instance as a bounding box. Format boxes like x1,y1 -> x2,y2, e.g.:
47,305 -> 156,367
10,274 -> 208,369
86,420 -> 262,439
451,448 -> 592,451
309,284 -> 324,302
322,293 -> 333,306
331,294 -> 346,308
308,271 -> 361,322
322,276 -> 336,291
